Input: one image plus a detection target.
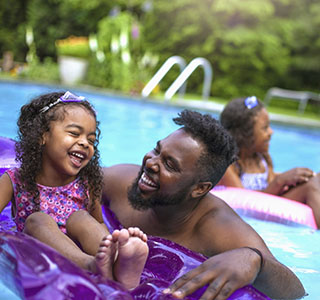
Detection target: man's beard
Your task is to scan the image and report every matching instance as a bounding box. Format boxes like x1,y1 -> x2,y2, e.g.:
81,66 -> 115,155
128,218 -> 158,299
127,169 -> 191,211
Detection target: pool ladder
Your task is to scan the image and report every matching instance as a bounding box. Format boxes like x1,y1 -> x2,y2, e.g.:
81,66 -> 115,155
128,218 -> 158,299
141,56 -> 212,101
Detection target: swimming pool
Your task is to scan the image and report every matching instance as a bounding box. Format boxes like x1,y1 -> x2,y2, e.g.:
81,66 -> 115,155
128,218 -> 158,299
0,80 -> 320,299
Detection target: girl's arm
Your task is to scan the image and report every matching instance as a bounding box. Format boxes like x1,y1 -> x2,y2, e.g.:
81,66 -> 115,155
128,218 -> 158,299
218,164 -> 244,188
219,163 -> 313,197
87,196 -> 111,234
88,196 -> 104,223
0,173 -> 13,213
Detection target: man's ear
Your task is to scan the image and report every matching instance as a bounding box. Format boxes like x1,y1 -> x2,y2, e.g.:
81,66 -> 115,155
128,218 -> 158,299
191,182 -> 213,198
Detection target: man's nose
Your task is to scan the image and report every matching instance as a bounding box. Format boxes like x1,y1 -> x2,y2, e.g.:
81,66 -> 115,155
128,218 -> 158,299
145,155 -> 160,173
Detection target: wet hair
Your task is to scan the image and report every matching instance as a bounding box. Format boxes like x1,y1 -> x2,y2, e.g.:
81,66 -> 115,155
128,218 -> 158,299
173,109 -> 238,187
219,97 -> 264,151
15,92 -> 103,211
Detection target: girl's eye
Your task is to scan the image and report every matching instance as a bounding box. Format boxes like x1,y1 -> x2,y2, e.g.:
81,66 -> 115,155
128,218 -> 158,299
69,131 -> 79,136
88,139 -> 95,145
153,148 -> 160,154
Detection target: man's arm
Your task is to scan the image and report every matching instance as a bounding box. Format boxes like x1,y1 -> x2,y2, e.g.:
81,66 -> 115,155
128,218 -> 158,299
165,196 -> 306,300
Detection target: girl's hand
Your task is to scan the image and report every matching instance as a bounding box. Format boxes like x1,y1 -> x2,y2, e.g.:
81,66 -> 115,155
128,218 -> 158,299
277,167 -> 315,189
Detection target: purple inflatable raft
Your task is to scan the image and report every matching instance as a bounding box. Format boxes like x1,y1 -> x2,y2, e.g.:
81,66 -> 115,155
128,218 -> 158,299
0,136 -> 270,300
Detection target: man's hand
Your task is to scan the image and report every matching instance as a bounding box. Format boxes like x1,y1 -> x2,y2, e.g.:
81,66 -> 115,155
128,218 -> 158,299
163,247 -> 262,300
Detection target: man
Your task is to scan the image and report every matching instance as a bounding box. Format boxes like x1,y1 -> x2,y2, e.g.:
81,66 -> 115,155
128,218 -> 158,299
97,109 -> 305,300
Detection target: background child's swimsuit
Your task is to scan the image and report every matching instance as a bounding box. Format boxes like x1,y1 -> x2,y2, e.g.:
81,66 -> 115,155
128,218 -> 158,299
6,168 -> 89,233
238,157 -> 269,190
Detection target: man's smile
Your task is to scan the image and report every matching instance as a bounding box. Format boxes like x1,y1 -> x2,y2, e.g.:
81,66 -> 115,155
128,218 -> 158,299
138,171 -> 159,192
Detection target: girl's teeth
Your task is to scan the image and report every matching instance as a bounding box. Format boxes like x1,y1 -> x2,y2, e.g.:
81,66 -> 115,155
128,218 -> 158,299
71,152 -> 84,159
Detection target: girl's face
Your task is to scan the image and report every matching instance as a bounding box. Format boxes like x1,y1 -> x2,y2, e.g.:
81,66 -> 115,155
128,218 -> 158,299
41,106 -> 97,185
252,108 -> 273,153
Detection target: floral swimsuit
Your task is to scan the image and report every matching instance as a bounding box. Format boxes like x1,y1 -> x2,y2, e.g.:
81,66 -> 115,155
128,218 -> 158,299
6,168 -> 89,233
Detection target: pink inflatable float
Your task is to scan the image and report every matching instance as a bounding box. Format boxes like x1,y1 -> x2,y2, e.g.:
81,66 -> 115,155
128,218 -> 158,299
212,187 -> 317,229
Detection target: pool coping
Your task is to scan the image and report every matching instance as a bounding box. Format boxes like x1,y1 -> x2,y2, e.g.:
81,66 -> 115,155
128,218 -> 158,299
171,99 -> 320,129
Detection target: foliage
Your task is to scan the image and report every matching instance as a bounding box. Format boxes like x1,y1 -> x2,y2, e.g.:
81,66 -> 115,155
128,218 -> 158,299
87,11 -> 154,93
142,0 -> 320,99
25,0 -> 119,60
0,0 -> 28,62
19,57 -> 59,82
0,0 -> 319,100
56,36 -> 90,59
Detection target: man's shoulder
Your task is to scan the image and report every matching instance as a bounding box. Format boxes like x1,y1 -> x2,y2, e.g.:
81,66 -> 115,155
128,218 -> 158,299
201,191 -> 231,212
102,164 -> 140,201
103,164 -> 140,180
196,192 -> 244,233
192,192 -> 255,256
104,163 -> 140,172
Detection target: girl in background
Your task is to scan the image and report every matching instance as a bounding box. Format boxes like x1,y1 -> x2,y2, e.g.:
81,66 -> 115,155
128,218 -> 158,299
219,96 -> 320,228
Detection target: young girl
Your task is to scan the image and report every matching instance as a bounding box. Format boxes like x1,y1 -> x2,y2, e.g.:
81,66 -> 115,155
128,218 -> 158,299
0,91 -> 148,289
219,96 -> 320,228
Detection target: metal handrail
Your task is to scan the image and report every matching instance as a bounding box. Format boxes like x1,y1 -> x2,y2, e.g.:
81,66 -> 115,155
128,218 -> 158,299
141,56 -> 187,98
164,57 -> 212,101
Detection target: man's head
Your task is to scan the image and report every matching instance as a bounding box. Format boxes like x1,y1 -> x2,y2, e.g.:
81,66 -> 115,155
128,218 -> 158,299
128,110 -> 237,210
173,109 -> 238,185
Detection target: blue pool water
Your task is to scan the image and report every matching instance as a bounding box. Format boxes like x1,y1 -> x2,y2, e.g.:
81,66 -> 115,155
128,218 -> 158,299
0,80 -> 320,298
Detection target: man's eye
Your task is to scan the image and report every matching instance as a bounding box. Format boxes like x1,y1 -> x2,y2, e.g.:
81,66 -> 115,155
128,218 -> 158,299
153,148 -> 160,154
165,161 -> 176,171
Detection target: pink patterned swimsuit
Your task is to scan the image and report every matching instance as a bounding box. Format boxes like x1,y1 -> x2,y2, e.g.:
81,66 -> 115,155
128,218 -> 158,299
6,168 -> 89,233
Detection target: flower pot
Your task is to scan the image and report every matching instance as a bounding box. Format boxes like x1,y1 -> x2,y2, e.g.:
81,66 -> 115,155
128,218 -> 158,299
58,56 -> 88,85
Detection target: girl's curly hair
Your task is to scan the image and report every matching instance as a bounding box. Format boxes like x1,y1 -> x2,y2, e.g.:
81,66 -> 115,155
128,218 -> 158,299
15,92 -> 103,211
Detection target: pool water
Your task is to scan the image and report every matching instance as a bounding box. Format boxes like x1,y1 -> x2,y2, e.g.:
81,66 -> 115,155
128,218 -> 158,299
0,80 -> 320,299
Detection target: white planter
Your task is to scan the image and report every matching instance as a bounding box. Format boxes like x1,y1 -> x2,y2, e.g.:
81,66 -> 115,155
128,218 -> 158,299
58,56 -> 88,85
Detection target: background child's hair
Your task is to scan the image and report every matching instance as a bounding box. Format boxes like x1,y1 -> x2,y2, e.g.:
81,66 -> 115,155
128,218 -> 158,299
220,97 -> 264,150
220,97 -> 272,167
15,92 -> 103,211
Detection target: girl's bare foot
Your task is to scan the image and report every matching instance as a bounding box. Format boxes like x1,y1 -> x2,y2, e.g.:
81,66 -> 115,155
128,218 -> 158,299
93,235 -> 117,280
113,227 -> 149,289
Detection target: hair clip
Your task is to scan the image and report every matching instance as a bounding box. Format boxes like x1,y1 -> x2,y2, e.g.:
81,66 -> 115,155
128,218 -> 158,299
244,96 -> 258,109
59,91 -> 85,102
39,91 -> 85,114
